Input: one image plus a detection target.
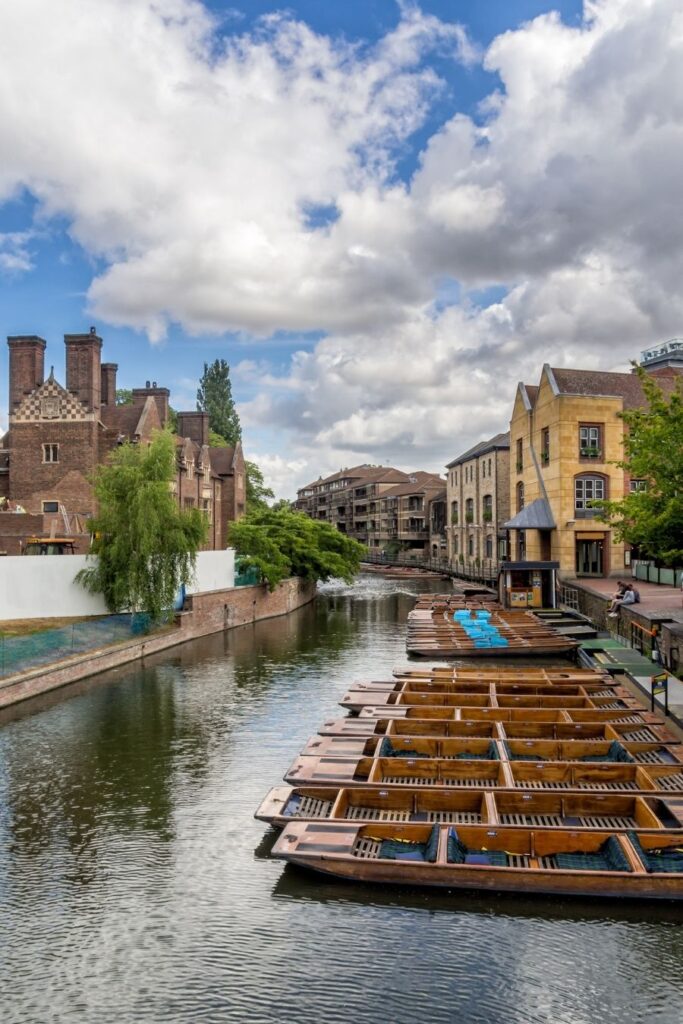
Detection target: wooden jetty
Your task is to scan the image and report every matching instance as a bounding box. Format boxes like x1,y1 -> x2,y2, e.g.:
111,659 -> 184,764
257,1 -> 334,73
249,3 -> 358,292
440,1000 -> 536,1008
272,821 -> 683,899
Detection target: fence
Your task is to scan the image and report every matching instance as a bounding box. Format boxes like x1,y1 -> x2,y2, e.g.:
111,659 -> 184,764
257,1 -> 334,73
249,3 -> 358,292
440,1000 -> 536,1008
0,614 -> 163,680
361,551 -> 500,585
632,562 -> 683,587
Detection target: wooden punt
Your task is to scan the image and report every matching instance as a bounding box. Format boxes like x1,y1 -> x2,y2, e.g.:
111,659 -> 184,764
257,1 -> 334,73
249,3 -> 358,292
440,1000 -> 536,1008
406,607 -> 578,658
300,733 -> 683,765
256,784 -> 676,831
345,690 -> 642,716
272,821 -> 683,899
356,704 -> 656,725
284,754 -> 683,794
391,666 -> 611,685
340,682 -> 628,712
316,715 -> 676,745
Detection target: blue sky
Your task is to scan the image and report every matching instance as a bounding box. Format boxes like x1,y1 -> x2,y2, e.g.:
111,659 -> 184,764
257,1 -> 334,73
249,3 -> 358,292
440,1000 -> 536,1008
0,1 -> 679,496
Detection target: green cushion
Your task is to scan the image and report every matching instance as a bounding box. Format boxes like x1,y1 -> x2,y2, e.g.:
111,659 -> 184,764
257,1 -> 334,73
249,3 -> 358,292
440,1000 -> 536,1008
447,827 -> 468,864
424,824 -> 440,863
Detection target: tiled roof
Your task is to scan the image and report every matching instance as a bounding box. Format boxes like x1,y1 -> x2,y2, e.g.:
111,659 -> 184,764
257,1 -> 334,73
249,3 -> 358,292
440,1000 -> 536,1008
299,465 -> 408,492
381,474 -> 446,498
549,366 -> 681,409
209,446 -> 237,476
446,431 -> 510,469
100,400 -> 149,437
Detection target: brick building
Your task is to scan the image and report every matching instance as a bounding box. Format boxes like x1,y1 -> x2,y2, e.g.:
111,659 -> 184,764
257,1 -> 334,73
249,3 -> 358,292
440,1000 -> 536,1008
0,330 -> 245,553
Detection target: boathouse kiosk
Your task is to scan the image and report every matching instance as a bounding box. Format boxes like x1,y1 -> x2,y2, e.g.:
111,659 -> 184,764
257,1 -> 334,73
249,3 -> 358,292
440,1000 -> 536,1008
498,561 -> 559,609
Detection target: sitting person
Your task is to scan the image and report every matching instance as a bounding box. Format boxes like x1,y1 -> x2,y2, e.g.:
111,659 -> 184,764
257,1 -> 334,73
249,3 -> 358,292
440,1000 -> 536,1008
607,582 -> 636,617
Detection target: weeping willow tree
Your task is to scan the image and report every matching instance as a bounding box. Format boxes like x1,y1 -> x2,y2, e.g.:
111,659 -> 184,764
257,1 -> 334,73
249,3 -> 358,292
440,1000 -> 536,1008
76,431 -> 207,622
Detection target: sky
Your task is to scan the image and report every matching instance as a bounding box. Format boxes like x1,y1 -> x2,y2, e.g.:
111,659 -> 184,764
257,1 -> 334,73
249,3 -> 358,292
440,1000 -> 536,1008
1,0 -> 681,499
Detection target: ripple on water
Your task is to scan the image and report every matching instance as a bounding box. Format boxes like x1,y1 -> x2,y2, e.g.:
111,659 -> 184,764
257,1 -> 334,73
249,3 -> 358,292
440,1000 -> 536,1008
1,578 -> 683,1024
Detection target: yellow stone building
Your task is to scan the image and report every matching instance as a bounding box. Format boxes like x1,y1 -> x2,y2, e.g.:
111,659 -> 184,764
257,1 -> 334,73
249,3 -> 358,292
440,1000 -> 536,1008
505,363 -> 673,579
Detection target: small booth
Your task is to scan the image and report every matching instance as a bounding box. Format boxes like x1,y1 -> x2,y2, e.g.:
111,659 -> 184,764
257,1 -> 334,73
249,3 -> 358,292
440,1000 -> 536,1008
498,561 -> 559,610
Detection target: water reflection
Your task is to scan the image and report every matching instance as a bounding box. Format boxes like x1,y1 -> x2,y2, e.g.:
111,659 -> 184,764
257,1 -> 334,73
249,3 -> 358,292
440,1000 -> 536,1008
1,574 -> 682,1024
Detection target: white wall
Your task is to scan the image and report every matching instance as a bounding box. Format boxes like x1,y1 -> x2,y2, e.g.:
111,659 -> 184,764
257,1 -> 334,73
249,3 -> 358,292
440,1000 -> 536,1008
0,549 -> 235,620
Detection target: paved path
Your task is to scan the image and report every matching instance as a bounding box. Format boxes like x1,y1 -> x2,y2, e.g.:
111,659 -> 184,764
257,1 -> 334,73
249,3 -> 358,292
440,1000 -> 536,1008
570,576 -> 683,619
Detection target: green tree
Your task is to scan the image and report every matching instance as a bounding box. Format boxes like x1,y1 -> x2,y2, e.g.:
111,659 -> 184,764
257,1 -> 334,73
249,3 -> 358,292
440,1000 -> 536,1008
196,359 -> 241,446
245,460 -> 275,511
594,366 -> 683,565
76,432 -> 207,622
115,388 -> 133,405
228,507 -> 365,589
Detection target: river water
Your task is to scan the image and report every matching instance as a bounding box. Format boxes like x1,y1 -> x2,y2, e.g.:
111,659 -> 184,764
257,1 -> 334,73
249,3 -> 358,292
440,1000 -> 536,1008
1,576 -> 682,1024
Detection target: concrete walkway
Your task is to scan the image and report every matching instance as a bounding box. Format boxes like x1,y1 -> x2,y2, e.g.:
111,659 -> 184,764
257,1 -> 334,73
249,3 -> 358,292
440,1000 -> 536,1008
570,576 -> 683,619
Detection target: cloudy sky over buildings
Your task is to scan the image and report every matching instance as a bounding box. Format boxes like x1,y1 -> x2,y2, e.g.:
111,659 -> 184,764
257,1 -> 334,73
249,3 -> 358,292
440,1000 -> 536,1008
0,0 -> 681,496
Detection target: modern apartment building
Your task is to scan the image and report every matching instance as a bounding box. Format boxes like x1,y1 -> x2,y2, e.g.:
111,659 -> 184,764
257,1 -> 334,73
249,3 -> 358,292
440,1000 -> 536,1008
445,433 -> 510,570
295,465 -> 446,559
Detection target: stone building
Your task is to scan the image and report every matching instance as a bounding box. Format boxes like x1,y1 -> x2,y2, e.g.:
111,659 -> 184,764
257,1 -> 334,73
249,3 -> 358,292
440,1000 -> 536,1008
505,348 -> 682,578
0,330 -> 245,553
445,433 -> 510,571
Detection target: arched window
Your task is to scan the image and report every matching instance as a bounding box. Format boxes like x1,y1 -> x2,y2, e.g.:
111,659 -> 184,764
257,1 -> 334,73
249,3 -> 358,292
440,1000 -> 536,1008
482,494 -> 493,522
465,497 -> 474,523
485,534 -> 493,559
451,500 -> 458,525
516,481 -> 525,513
575,474 -> 607,518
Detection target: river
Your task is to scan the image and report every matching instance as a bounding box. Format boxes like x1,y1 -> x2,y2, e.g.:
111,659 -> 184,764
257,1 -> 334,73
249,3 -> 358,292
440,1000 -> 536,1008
1,576 -> 682,1024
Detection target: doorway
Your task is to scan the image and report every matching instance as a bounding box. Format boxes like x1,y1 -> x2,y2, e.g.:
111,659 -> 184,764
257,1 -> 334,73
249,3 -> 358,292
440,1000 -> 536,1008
576,538 -> 604,576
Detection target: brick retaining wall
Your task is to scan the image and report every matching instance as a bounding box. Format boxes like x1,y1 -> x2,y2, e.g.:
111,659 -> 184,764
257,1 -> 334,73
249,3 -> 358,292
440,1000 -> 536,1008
0,577 -> 316,709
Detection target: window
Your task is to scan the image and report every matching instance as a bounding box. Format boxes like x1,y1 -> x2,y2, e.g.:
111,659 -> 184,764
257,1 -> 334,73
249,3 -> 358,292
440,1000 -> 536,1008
485,535 -> 493,559
42,444 -> 59,463
516,481 -> 525,513
482,494 -> 493,522
450,500 -> 459,525
481,461 -> 485,478
465,498 -> 474,524
186,460 -> 194,480
629,479 -> 648,493
516,438 -> 523,473
579,424 -> 602,459
453,535 -> 459,555
488,458 -> 492,477
575,475 -> 605,517
42,500 -> 59,513
183,498 -> 195,510
541,427 -> 550,464
468,534 -> 474,556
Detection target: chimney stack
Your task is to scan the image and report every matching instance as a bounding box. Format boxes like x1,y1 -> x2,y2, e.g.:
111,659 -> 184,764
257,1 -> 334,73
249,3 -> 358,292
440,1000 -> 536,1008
101,362 -> 118,406
64,328 -> 102,413
176,411 -> 209,446
7,335 -> 47,413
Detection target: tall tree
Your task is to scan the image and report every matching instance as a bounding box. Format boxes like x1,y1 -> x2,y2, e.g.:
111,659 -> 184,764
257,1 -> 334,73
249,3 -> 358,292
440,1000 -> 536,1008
229,506 -> 365,589
595,366 -> 683,566
245,460 -> 275,511
196,359 -> 241,446
76,431 -> 207,622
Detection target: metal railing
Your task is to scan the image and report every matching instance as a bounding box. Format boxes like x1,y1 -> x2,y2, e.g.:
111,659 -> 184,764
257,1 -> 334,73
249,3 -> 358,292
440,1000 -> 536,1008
361,552 -> 500,584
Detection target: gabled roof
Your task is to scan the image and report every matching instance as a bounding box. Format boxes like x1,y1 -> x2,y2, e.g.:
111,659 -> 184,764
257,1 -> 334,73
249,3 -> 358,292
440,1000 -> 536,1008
446,432 -> 510,469
11,375 -> 91,423
503,498 -> 556,531
381,473 -> 446,499
546,365 -> 681,409
299,464 -> 407,492
208,446 -> 237,476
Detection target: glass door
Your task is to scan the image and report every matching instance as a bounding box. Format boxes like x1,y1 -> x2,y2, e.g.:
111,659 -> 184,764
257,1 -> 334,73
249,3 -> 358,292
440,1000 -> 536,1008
576,539 -> 604,576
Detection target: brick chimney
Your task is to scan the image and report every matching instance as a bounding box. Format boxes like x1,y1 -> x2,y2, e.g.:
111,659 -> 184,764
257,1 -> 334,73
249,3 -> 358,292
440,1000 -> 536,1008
131,382 -> 170,427
177,411 -> 209,446
101,362 -> 118,406
65,327 -> 102,413
7,335 -> 46,412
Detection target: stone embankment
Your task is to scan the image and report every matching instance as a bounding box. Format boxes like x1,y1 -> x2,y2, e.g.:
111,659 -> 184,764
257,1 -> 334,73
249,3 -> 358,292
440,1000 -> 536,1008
0,577 -> 316,709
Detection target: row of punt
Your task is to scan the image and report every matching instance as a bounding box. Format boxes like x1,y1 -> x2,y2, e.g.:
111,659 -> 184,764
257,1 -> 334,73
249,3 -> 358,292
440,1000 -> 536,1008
406,601 -> 577,658
261,656 -> 683,898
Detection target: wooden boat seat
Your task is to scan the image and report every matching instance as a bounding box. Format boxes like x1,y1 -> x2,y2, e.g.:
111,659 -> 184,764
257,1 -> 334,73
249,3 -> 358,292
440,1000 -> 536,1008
627,832 -> 683,872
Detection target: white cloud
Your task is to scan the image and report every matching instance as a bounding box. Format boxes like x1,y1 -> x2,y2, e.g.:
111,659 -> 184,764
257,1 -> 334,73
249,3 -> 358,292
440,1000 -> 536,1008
1,0 -> 682,494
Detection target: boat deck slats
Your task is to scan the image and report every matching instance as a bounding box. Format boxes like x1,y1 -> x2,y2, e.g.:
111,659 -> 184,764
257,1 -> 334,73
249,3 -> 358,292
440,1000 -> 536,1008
297,796 -> 334,818
621,728 -> 659,742
346,807 -> 411,821
632,750 -> 673,764
517,779 -> 638,790
657,773 -> 683,791
351,837 -> 382,859
427,810 -> 481,823
579,815 -> 637,828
